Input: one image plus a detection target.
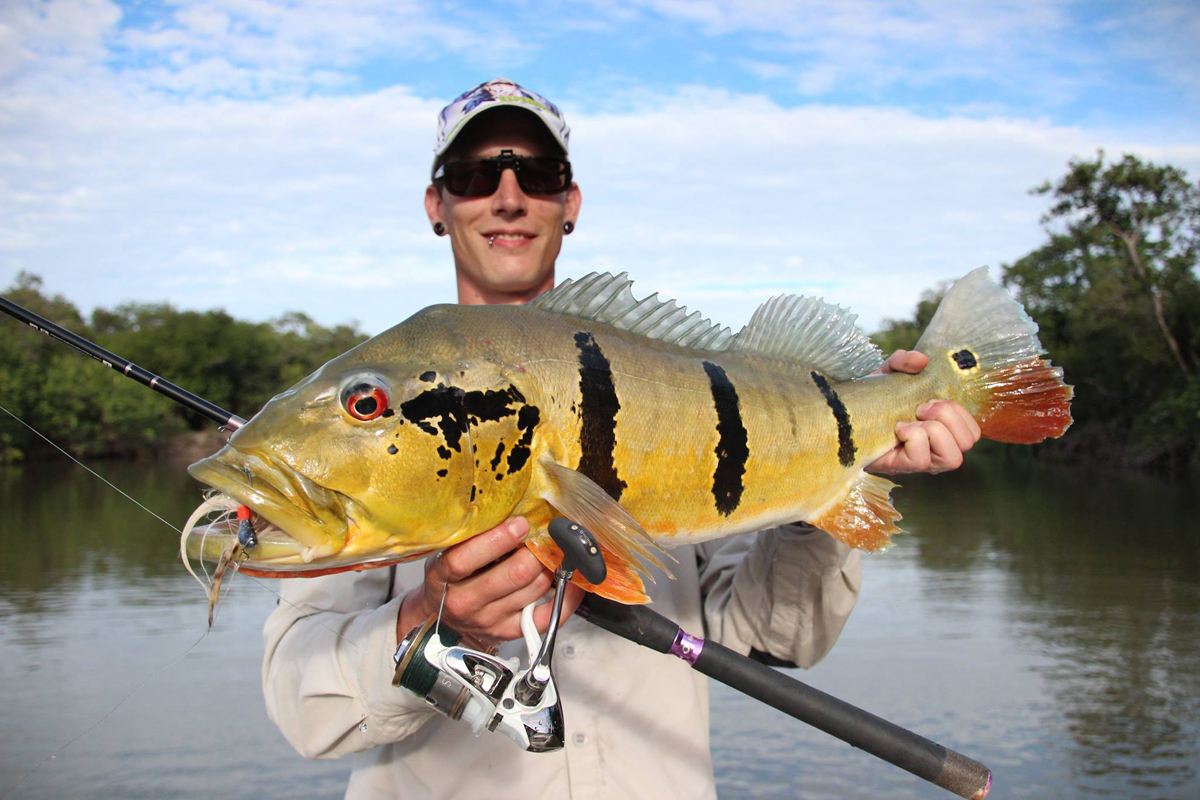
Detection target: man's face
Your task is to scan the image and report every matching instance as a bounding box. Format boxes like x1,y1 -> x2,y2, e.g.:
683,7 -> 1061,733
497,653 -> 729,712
425,111 -> 581,305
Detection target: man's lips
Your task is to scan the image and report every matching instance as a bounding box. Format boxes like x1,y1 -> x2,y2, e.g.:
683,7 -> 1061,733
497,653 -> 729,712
484,232 -> 536,249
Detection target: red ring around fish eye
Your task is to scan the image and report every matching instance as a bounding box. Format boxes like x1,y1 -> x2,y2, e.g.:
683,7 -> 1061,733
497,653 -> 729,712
342,379 -> 390,421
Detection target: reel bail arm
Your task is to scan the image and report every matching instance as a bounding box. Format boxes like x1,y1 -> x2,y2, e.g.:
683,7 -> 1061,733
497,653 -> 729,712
392,517 -> 605,753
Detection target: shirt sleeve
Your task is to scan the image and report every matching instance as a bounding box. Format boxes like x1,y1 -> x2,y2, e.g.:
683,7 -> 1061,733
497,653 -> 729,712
695,524 -> 862,668
261,567 -> 438,760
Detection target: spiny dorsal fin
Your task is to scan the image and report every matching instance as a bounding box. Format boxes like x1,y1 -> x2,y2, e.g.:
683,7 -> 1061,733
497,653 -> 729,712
530,272 -> 735,350
730,295 -> 884,380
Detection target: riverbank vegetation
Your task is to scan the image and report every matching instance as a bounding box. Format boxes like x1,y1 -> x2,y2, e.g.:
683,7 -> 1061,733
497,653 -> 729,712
3,153 -> 1197,474
875,153 -> 1200,476
0,273 -> 367,462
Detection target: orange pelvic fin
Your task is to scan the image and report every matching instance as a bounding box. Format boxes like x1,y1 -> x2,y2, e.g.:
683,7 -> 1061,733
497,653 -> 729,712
975,357 -> 1074,444
533,460 -> 675,604
525,533 -> 651,604
810,473 -> 902,553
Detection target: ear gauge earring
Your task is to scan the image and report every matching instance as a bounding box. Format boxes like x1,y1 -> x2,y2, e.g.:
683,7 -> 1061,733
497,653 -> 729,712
433,222 -> 446,236
563,221 -> 575,234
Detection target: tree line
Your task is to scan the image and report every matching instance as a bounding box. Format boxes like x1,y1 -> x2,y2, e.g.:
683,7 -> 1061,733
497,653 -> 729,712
3,152 -> 1197,474
0,273 -> 367,462
874,152 -> 1200,476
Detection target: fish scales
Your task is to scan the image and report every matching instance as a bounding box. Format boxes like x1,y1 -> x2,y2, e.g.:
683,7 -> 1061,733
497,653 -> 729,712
186,269 -> 1073,604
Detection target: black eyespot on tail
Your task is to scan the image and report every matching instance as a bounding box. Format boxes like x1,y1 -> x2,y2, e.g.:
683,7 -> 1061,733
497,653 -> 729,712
703,361 -> 748,516
812,372 -> 856,467
952,349 -> 978,370
574,332 -> 626,501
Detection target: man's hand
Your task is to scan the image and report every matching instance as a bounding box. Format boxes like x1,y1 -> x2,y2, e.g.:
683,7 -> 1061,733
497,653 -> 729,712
865,349 -> 982,475
396,516 -> 584,650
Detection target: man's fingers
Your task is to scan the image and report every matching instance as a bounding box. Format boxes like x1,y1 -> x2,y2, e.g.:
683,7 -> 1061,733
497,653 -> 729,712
427,516 -> 529,585
917,400 -> 981,453
921,420 -> 963,472
881,349 -> 929,375
460,549 -> 554,615
894,421 -> 930,470
531,584 -> 586,633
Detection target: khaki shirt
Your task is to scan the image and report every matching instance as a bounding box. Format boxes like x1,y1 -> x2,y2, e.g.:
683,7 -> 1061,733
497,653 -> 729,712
262,525 -> 861,799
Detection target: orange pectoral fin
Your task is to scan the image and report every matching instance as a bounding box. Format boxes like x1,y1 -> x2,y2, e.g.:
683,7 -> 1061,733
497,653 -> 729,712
525,534 -> 650,605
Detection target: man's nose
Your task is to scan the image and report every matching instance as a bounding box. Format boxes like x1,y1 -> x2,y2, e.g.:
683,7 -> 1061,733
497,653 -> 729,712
491,168 -> 527,215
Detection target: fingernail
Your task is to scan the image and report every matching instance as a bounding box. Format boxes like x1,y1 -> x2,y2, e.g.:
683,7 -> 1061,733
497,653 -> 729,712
917,401 -> 934,414
508,517 -> 529,537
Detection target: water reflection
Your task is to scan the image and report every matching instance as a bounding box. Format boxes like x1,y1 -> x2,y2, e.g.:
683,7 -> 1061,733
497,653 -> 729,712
900,453 -> 1200,795
1,455 -> 1198,797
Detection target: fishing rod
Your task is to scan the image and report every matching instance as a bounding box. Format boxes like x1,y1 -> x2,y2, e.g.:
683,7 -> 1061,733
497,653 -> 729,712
580,595 -> 992,799
0,296 -> 245,431
1,293 -> 992,798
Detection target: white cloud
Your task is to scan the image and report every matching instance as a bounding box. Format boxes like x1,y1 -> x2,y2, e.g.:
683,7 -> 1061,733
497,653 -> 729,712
2,1 -> 1198,340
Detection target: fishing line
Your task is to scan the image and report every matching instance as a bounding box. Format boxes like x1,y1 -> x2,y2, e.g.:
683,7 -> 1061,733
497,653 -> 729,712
1,628 -> 211,800
0,400 -> 369,794
0,400 -> 363,653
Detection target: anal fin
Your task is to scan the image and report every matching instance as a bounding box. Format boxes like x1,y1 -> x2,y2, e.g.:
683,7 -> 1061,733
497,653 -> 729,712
534,460 -> 675,605
810,473 -> 902,552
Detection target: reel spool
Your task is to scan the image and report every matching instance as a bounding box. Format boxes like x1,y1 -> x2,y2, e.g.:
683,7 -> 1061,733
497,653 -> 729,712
392,518 -> 604,753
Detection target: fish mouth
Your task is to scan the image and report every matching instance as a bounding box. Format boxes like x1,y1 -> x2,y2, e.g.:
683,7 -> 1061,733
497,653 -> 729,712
187,445 -> 351,570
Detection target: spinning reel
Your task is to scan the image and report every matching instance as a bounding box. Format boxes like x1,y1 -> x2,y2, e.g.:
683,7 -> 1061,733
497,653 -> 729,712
392,517 -> 606,753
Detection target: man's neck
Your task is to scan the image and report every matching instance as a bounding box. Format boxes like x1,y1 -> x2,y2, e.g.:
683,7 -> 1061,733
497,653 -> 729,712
456,272 -> 556,306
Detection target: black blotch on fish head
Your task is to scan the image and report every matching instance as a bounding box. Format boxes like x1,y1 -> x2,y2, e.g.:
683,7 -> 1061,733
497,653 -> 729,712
381,408 -> 395,418
952,349 -> 978,370
419,371 -> 437,383
387,444 -> 399,455
470,485 -> 476,502
495,473 -> 503,481
437,446 -> 451,460
436,468 -> 448,478
490,441 -> 506,470
506,404 -> 540,474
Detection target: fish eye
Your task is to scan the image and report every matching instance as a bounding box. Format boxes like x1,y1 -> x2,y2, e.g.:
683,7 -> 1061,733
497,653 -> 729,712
340,375 -> 390,421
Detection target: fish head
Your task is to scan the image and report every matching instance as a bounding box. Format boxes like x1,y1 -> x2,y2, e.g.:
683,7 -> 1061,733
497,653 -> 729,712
187,312 -> 542,574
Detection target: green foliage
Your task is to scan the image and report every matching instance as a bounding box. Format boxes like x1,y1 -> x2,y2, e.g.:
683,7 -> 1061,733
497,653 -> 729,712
0,275 -> 368,462
871,152 -> 1199,475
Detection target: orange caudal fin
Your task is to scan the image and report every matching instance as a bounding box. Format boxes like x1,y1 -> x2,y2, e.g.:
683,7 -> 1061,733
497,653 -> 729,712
974,358 -> 1074,444
525,535 -> 651,604
810,473 -> 902,553
914,267 -> 1073,445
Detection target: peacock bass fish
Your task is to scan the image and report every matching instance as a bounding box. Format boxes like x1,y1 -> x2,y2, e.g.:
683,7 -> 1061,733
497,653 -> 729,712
185,268 -> 1072,604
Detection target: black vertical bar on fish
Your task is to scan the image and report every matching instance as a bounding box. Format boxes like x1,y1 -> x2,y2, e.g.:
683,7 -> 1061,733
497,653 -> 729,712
580,596 -> 992,800
0,295 -> 246,431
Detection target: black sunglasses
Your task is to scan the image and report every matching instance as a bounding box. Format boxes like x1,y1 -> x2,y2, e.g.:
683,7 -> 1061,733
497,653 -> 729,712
433,149 -> 572,197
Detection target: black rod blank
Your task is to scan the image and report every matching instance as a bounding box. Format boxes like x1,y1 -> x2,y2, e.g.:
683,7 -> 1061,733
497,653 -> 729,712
0,295 -> 245,431
581,595 -> 992,799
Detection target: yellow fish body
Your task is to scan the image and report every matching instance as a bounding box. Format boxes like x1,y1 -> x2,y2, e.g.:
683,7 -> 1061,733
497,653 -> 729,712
187,268 -> 1072,602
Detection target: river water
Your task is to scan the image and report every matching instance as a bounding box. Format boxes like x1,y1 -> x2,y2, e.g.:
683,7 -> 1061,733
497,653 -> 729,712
1,452 -> 1197,798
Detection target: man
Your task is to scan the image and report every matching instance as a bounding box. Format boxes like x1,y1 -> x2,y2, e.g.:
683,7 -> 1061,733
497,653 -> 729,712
262,79 -> 980,799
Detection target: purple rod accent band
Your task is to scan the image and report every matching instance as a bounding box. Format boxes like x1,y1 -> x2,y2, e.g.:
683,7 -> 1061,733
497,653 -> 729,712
669,629 -> 705,666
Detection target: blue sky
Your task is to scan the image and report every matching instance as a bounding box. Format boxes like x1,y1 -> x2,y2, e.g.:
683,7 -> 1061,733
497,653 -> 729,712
2,0 -> 1198,335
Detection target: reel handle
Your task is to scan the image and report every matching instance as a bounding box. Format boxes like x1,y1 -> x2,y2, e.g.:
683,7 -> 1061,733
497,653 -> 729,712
548,517 -> 606,584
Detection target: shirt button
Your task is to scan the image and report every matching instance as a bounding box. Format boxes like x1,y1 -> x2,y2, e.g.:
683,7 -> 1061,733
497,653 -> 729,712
563,645 -> 576,658
573,732 -> 588,745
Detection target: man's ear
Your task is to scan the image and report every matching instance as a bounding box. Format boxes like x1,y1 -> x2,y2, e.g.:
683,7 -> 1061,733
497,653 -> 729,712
425,184 -> 444,228
565,182 -> 582,226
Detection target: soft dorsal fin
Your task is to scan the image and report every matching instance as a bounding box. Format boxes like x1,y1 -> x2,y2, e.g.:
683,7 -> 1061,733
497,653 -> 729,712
530,272 -> 735,350
532,272 -> 883,376
730,295 -> 884,380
